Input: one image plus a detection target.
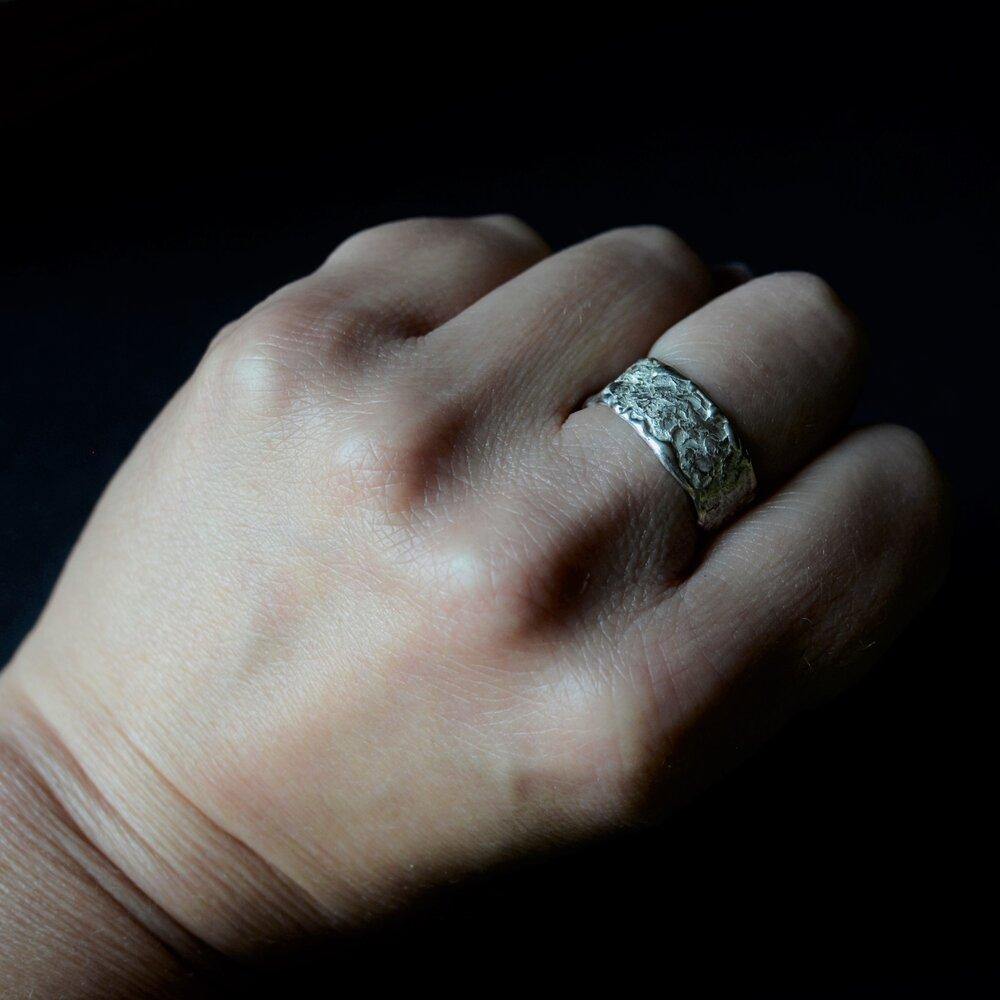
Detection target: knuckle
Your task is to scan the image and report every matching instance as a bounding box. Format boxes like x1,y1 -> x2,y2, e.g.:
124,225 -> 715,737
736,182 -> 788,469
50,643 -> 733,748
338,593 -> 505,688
872,424 -> 949,512
758,270 -> 866,367
612,223 -> 689,257
197,304 -> 325,420
588,225 -> 708,290
327,426 -> 407,514
765,269 -> 841,305
473,212 -> 533,233
330,421 -> 423,515
249,284 -> 378,354
841,424 -> 951,591
427,532 -> 549,640
471,214 -> 548,252
506,694 -> 651,830
502,665 -> 671,831
329,392 -> 472,518
225,289 -> 330,357
203,282 -> 399,407
844,423 -> 952,606
331,216 -> 501,262
764,270 -> 855,328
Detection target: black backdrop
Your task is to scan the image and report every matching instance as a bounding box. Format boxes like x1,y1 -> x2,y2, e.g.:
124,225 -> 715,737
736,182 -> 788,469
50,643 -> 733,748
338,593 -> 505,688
2,4 -> 997,995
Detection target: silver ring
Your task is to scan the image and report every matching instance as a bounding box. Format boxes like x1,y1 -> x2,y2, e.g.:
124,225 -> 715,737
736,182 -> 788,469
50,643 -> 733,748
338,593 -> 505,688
588,358 -> 756,530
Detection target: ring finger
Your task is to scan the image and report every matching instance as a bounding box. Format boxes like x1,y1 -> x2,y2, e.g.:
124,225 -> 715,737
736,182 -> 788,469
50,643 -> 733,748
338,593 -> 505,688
546,270 -> 868,594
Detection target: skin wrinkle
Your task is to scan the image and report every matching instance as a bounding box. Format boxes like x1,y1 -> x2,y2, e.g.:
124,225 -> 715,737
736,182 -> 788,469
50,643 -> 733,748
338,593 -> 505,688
17,682 -> 332,948
0,713 -> 218,994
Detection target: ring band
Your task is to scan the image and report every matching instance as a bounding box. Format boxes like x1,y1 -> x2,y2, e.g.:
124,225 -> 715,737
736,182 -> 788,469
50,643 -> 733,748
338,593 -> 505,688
588,358 -> 756,530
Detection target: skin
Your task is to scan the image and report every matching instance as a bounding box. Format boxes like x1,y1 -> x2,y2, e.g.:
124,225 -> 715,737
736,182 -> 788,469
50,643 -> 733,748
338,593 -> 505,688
0,217 -> 949,995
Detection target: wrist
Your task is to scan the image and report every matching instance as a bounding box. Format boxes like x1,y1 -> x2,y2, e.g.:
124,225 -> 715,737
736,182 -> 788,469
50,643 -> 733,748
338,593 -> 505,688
0,665 -> 216,997
0,635 -> 332,965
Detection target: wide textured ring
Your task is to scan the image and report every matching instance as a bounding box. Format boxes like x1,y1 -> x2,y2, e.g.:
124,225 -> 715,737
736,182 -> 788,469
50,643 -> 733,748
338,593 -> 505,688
588,357 -> 756,530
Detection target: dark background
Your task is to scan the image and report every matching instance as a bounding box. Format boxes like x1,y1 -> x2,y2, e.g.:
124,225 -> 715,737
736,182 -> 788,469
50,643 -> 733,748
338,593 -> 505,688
2,4 -> 997,996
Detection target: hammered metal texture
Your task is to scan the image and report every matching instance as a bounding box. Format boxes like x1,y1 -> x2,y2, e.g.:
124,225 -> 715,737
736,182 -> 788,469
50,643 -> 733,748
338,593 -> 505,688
590,358 -> 756,529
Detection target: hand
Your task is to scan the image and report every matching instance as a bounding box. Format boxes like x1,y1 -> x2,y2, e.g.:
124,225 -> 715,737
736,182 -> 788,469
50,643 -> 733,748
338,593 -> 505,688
0,217 -> 948,991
